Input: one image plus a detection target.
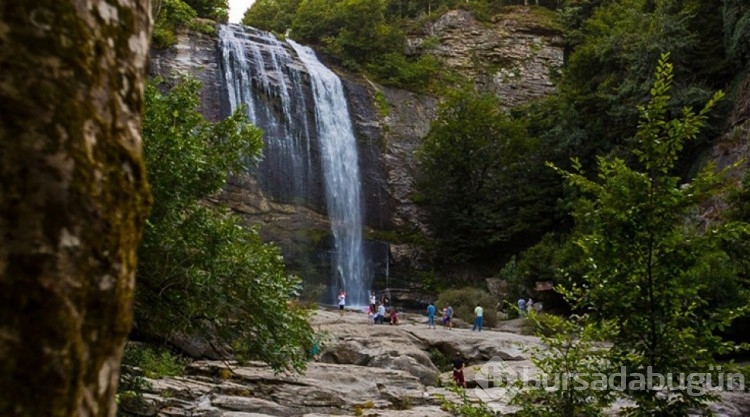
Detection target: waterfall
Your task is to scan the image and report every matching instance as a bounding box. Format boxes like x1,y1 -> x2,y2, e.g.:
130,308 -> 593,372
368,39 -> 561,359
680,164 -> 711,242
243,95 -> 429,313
218,25 -> 315,204
218,24 -> 368,306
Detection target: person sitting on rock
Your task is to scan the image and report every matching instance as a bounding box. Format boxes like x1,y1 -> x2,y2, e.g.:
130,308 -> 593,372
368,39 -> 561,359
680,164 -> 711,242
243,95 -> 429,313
375,303 -> 386,324
389,308 -> 399,325
452,352 -> 466,388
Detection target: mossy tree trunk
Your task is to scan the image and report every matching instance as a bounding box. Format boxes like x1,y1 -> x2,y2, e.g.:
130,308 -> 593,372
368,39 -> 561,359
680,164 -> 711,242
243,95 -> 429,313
0,1 -> 152,416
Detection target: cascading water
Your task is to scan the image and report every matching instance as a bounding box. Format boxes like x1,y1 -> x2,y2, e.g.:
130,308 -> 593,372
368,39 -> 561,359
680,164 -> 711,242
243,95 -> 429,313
219,25 -> 316,204
287,40 -> 367,307
219,24 -> 368,306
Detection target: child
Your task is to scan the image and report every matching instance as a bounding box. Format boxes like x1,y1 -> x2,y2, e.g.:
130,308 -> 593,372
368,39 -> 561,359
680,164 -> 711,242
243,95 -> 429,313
367,305 -> 374,325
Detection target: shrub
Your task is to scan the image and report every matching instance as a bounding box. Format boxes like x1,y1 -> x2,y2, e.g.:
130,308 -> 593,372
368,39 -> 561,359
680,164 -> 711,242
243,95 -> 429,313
428,348 -> 453,372
435,287 -> 498,328
121,343 -> 190,379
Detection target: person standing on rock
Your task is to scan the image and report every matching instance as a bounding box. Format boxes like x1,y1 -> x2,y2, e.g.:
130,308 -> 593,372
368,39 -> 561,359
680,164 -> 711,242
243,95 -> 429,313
518,297 -> 526,316
445,305 -> 454,330
473,303 -> 484,332
427,302 -> 436,329
452,352 -> 467,388
338,289 -> 346,317
369,291 -> 377,314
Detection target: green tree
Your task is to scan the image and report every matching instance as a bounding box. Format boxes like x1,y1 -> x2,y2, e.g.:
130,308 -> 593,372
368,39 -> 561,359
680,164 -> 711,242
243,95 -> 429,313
416,88 -> 560,264
723,0 -> 750,70
554,0 -> 729,174
183,0 -> 230,21
551,54 -> 748,415
135,76 -> 314,373
290,0 -> 338,43
291,0 -> 403,69
153,0 -> 199,48
512,313 -> 614,417
242,0 -> 303,33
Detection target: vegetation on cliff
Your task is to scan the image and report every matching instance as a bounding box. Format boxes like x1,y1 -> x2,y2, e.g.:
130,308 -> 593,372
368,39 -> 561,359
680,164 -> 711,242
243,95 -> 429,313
130,77 -> 314,375
414,1 -> 750,287
544,55 -> 748,415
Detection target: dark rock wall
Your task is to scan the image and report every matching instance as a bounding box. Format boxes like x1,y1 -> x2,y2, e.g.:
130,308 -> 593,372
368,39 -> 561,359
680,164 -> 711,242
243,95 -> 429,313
149,29 -> 228,123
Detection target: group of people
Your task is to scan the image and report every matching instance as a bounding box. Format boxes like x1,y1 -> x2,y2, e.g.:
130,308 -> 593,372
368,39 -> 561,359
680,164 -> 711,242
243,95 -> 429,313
517,296 -> 541,315
367,291 -> 398,325
426,302 -> 453,329
424,302 -> 485,331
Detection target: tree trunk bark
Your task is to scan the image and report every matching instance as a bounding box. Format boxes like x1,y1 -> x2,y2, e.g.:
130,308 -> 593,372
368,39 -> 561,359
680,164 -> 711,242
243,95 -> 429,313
0,1 -> 152,416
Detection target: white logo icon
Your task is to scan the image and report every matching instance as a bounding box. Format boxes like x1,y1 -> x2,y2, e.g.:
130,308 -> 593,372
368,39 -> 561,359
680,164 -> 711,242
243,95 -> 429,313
473,356 -> 522,411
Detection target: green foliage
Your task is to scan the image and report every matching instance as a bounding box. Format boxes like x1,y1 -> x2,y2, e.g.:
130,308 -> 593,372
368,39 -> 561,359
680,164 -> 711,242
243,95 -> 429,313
550,54 -> 749,416
366,53 -> 442,90
438,384 -> 496,417
435,287 -> 498,328
183,0 -> 229,22
416,88 -> 560,263
153,0 -> 199,48
136,76 -> 314,374
723,0 -> 750,70
512,313 -> 614,417
428,348 -> 453,372
122,344 -> 190,379
498,232 -> 584,313
551,0 -> 730,176
291,0 -> 405,70
373,90 -> 390,117
242,0 -> 303,33
117,343 -> 188,415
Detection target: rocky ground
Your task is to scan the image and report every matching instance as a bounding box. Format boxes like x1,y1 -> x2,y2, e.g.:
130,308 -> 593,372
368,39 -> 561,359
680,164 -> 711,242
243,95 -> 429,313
120,308 -> 750,417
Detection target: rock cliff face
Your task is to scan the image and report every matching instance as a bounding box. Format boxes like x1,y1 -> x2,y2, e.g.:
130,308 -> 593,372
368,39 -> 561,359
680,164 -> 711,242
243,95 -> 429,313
148,8 -> 564,295
407,9 -> 563,108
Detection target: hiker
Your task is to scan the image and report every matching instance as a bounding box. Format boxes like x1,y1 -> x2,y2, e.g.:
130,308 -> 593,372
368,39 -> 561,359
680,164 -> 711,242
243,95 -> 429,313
427,302 -> 436,329
518,297 -> 526,316
473,303 -> 484,332
445,305 -> 454,330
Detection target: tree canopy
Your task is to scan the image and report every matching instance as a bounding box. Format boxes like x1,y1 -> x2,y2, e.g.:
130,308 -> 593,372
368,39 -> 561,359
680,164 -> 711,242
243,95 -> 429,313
416,88 -> 561,264
134,77 -> 314,373
549,54 -> 749,415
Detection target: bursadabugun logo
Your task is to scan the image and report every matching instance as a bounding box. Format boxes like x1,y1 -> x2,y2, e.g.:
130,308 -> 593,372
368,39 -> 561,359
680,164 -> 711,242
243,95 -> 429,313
472,356 -> 746,411
473,356 -> 523,411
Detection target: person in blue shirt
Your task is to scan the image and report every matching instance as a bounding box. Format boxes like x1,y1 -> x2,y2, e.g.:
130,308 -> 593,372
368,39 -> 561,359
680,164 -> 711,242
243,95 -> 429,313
518,297 -> 526,316
445,305 -> 454,330
427,302 -> 436,329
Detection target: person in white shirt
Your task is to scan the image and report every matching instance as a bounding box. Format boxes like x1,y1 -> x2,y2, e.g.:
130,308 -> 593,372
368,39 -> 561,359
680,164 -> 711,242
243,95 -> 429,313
376,303 -> 386,324
473,303 -> 484,332
338,289 -> 346,316
369,291 -> 377,314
